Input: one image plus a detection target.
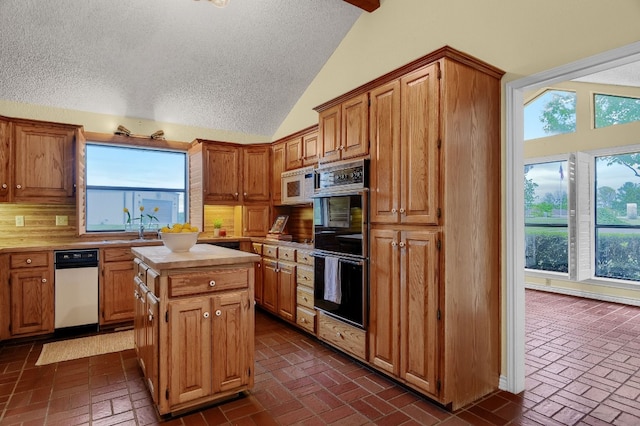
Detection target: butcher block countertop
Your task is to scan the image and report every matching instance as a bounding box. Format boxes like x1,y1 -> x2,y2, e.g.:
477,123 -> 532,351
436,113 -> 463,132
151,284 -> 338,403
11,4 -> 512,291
131,244 -> 259,271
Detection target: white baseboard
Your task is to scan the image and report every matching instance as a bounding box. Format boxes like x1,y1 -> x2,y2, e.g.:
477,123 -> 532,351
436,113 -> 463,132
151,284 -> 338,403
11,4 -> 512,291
525,283 -> 640,307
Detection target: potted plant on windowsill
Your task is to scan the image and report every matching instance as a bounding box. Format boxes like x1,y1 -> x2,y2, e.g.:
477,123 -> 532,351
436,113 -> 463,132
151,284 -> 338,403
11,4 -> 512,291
213,218 -> 223,237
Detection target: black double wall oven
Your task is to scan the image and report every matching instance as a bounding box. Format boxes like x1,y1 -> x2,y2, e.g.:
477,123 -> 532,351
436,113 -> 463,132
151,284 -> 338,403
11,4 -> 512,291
313,159 -> 369,329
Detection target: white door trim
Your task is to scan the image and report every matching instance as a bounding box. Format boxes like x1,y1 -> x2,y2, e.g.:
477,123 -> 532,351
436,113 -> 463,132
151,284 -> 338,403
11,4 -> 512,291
504,41 -> 640,394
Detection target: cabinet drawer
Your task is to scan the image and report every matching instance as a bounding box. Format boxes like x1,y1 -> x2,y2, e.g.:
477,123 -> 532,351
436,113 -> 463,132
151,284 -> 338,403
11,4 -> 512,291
103,247 -> 134,262
134,258 -> 149,281
296,286 -> 314,310
296,249 -> 314,266
168,267 -> 250,297
278,247 -> 296,262
10,252 -> 49,268
251,243 -> 263,255
263,244 -> 278,258
317,312 -> 366,360
146,267 -> 159,295
296,265 -> 314,288
296,307 -> 316,333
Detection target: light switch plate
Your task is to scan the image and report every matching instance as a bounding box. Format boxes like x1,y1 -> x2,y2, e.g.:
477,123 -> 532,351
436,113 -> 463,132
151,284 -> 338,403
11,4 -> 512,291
15,216 -> 24,227
56,215 -> 68,226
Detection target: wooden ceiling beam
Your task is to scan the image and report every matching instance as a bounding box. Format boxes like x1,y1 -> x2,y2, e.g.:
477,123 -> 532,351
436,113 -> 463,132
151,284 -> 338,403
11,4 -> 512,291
343,0 -> 380,12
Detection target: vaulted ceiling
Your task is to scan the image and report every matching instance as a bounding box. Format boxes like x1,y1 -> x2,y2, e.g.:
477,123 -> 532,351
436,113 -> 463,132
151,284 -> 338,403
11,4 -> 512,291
0,0 -> 370,138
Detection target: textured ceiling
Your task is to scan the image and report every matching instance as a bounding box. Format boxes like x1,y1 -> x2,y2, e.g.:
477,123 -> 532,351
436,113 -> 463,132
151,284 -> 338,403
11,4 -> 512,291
0,0 -> 362,137
573,61 -> 640,88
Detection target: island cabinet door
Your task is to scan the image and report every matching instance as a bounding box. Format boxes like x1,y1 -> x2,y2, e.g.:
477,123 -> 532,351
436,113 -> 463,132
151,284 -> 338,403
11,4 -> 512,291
168,297 -> 212,406
211,290 -> 253,393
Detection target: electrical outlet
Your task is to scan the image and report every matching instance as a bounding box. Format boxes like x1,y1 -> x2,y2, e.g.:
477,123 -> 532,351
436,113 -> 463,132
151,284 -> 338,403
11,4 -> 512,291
56,215 -> 68,226
15,216 -> 24,227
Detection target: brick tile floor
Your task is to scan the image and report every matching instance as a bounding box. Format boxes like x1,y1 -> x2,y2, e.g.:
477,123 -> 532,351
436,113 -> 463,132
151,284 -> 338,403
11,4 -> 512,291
1,289 -> 640,425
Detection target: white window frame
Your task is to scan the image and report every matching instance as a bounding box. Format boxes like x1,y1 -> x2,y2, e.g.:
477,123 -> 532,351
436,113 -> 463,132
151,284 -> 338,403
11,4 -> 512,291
524,145 -> 640,291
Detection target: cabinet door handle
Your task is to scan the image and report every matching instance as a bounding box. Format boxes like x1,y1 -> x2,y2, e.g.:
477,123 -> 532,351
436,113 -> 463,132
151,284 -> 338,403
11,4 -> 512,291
215,310 -> 222,316
391,208 -> 397,214
391,241 -> 397,247
203,312 -> 210,319
16,184 -> 22,189
244,192 -> 247,197
399,241 -> 406,248
41,278 -> 47,283
399,208 -> 406,214
209,280 -> 216,287
234,192 -> 239,199
26,258 -> 32,264
1,183 -> 6,189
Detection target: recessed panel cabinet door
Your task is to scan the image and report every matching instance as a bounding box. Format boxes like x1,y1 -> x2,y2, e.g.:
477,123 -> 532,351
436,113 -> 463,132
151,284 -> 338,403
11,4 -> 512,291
204,144 -> 240,203
262,259 -> 278,313
370,81 -> 401,224
318,104 -> 341,163
169,297 -> 212,406
242,145 -> 270,201
211,290 -> 252,393
400,230 -> 439,395
0,117 -> 10,202
400,64 -> 440,225
13,122 -> 75,203
101,261 -> 135,324
368,228 -> 401,375
10,268 -> 54,335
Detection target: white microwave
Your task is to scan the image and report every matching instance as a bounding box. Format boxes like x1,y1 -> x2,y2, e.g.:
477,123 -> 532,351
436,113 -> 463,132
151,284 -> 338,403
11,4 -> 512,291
281,166 -> 315,205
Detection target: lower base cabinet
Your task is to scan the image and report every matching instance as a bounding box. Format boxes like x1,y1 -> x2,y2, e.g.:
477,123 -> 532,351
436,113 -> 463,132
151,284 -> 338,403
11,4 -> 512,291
132,246 -> 256,416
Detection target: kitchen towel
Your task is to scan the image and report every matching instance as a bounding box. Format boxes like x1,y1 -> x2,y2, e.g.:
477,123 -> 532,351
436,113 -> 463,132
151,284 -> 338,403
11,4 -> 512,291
323,256 -> 342,304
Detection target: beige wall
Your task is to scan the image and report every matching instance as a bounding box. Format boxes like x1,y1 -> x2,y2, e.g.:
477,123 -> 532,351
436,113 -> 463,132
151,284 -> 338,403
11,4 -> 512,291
274,0 -> 640,138
0,100 -> 269,145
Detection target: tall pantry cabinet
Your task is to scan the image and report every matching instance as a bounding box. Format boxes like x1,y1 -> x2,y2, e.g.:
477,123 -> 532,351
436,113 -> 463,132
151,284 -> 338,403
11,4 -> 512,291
367,47 -> 503,410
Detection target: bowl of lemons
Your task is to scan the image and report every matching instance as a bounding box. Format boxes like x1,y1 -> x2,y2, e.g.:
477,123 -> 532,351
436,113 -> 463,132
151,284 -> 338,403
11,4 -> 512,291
159,223 -> 200,253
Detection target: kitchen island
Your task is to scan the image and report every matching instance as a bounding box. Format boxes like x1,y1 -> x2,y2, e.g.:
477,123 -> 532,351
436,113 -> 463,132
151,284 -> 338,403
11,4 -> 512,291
131,244 -> 260,416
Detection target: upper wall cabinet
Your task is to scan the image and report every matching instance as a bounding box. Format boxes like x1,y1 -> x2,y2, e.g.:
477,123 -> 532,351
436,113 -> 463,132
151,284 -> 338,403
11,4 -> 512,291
242,144 -> 270,202
317,93 -> 368,164
0,118 -> 77,204
284,126 -> 319,170
0,117 -> 10,202
189,141 -> 270,206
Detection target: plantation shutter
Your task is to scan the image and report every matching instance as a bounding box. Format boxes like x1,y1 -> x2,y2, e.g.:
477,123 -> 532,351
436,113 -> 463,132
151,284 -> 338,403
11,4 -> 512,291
75,127 -> 87,236
574,152 -> 594,281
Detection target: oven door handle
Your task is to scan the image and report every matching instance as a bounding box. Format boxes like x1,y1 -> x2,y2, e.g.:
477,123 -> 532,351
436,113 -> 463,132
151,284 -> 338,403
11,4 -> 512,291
311,252 -> 365,266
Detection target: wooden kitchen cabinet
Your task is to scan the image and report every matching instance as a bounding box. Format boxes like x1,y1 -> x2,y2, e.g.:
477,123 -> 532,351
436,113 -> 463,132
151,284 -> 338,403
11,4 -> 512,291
271,141 -> 285,205
242,144 -> 270,202
242,204 -> 270,237
369,229 -> 439,394
12,120 -> 77,204
202,143 -> 241,203
369,65 -> 440,225
284,126 -> 319,170
318,93 -> 368,164
260,245 -> 296,323
100,247 -> 135,325
0,117 -> 78,204
0,116 -> 10,202
132,245 -> 257,415
365,48 -> 503,409
7,251 -> 54,336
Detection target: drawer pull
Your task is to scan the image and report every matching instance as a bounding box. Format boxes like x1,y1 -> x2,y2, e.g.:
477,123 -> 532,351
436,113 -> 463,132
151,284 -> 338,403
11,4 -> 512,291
303,297 -> 308,302
138,272 -> 144,277
336,332 -> 343,339
215,310 -> 222,316
26,258 -> 32,264
41,278 -> 47,283
203,312 -> 210,319
301,318 -> 307,323
209,280 -> 216,287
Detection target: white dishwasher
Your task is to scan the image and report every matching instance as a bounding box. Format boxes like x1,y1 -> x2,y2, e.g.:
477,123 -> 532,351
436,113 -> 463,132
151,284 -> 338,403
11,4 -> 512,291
54,249 -> 99,329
